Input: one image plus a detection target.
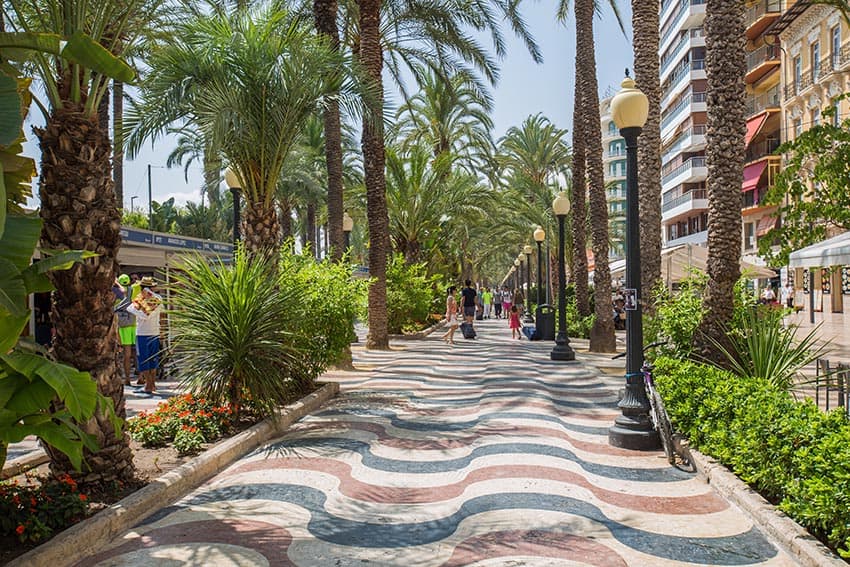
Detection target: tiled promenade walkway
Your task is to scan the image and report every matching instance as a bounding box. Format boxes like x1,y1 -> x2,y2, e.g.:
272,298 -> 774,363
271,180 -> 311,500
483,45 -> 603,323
74,320 -> 797,566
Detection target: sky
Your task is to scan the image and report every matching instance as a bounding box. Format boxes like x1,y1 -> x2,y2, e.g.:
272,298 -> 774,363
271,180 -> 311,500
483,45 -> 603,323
23,2 -> 634,211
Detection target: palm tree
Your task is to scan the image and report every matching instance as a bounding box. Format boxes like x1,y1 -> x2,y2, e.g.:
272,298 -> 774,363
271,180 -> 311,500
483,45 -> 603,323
632,0 -> 662,315
575,0 -> 616,352
3,0 -> 157,483
570,86 -> 591,317
693,0 -> 746,359
127,7 -> 347,253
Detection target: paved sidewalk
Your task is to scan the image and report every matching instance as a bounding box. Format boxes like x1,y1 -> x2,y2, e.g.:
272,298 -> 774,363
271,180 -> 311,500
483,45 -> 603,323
73,320 -> 798,566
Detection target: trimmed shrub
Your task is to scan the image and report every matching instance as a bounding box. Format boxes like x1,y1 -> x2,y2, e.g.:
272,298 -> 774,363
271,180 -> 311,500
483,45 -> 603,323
654,357 -> 850,557
386,254 -> 443,334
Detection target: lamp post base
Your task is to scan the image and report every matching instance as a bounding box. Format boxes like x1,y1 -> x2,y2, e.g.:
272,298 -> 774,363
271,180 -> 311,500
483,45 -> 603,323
608,416 -> 659,450
550,334 -> 575,361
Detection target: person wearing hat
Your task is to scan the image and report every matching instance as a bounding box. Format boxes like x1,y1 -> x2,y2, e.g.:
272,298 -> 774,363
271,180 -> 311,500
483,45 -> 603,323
114,274 -> 137,385
127,276 -> 163,394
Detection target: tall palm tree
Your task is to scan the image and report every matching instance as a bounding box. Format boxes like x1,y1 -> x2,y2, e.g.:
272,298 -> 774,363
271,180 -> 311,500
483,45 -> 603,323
313,0 -> 346,261
632,0 -> 662,314
3,0 -> 156,483
127,7 -> 347,253
575,0 -> 616,352
693,0 -> 746,358
570,87 -> 590,317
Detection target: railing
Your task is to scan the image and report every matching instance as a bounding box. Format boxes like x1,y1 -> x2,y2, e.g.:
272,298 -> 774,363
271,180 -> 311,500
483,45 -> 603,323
746,44 -> 780,73
662,124 -> 707,164
782,44 -> 850,101
662,156 -> 707,185
745,0 -> 782,25
660,28 -> 705,76
746,86 -> 781,116
661,91 -> 706,131
662,188 -> 707,213
660,0 -> 707,50
745,140 -> 781,163
662,59 -> 705,101
606,148 -> 627,158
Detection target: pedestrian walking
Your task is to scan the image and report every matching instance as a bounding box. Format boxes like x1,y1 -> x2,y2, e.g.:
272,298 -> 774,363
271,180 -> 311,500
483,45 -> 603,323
513,288 -> 525,319
482,287 -> 493,319
441,286 -> 460,345
461,279 -> 477,324
493,287 -> 503,319
114,274 -> 137,385
509,305 -> 522,339
501,286 -> 513,316
781,282 -> 794,309
127,276 -> 163,394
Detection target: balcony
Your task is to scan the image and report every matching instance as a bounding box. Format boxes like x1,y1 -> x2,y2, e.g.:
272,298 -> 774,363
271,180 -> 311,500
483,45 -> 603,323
746,86 -> 780,117
605,148 -> 627,159
660,0 -> 706,55
666,229 -> 708,246
662,124 -> 707,161
662,59 -> 706,107
660,28 -> 705,83
661,91 -> 706,139
745,140 -> 781,164
662,156 -> 707,189
662,188 -> 709,222
745,44 -> 780,83
783,44 -> 850,101
745,0 -> 782,40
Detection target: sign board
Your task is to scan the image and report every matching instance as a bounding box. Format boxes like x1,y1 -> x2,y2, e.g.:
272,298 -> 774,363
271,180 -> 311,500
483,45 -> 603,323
623,288 -> 638,311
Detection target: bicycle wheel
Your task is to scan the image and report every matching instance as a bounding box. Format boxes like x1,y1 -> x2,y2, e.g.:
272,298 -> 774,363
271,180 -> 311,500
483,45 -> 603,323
647,383 -> 676,465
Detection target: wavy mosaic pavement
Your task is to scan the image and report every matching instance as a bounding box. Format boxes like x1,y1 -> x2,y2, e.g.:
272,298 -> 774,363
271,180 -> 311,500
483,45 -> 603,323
76,320 -> 799,566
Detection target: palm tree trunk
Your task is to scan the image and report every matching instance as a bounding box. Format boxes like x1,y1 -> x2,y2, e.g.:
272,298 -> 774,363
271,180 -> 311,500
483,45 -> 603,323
694,0 -> 746,360
314,0 -> 346,261
202,148 -> 221,207
112,81 -> 124,210
577,0 -> 615,352
307,202 -> 317,257
358,0 -> 390,350
36,105 -> 134,485
243,199 -> 280,255
570,81 -> 590,318
633,0 -> 663,315
280,203 -> 293,241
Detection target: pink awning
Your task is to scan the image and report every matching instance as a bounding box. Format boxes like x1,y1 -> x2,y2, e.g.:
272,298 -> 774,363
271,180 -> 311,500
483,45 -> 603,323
745,113 -> 768,148
756,215 -> 777,237
742,161 -> 768,192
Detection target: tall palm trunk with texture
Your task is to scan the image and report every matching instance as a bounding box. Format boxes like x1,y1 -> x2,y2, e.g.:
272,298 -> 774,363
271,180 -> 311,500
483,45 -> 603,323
577,0 -> 615,352
113,81 -> 124,209
36,104 -> 134,483
244,200 -> 280,255
633,0 -> 663,313
570,80 -> 590,318
307,202 -> 317,257
358,0 -> 390,349
694,0 -> 745,359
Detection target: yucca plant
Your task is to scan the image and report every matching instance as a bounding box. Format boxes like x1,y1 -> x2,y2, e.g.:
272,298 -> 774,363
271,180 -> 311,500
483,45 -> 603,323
169,250 -> 301,418
709,307 -> 830,391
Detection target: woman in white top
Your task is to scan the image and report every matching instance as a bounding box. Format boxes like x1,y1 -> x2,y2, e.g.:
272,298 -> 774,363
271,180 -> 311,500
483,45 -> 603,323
441,286 -> 460,345
126,277 -> 163,394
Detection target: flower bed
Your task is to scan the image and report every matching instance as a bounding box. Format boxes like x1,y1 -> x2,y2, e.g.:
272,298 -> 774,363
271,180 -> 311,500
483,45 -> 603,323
0,474 -> 88,545
654,357 -> 850,559
126,394 -> 236,455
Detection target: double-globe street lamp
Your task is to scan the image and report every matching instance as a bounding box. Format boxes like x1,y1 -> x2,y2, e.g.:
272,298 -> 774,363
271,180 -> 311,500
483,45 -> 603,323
606,73 -> 658,451
523,244 -> 534,323
224,167 -> 242,245
550,192 -> 575,361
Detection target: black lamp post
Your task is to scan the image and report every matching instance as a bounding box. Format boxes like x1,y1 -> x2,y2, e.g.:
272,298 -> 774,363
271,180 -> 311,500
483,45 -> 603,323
550,192 -> 575,361
513,258 -> 520,292
607,72 -> 658,451
342,211 -> 354,253
224,167 -> 242,245
523,244 -> 534,323
534,225 -> 545,308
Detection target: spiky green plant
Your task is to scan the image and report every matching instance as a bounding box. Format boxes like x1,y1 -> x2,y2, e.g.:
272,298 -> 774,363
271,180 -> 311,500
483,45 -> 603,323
169,250 -> 301,417
709,307 -> 830,391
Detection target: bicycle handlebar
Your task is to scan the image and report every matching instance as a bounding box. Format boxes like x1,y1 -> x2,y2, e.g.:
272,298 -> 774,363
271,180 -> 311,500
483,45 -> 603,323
611,340 -> 668,360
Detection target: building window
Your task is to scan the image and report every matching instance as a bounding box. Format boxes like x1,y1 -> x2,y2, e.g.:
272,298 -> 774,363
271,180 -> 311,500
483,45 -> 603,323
832,26 -> 841,68
794,117 -> 803,138
813,107 -> 821,126
811,41 -> 821,82
608,122 -> 617,135
744,222 -> 755,251
793,55 -> 802,91
834,99 -> 841,126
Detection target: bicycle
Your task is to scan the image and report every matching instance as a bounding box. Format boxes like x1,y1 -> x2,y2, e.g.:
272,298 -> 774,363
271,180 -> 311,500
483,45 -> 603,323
614,341 -> 693,471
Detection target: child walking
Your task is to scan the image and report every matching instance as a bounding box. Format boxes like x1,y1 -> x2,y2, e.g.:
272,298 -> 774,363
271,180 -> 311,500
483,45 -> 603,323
508,305 -> 522,339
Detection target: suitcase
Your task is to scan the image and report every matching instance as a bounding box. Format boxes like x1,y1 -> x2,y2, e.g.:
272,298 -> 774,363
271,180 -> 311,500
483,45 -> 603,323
460,322 -> 476,339
475,311 -> 484,321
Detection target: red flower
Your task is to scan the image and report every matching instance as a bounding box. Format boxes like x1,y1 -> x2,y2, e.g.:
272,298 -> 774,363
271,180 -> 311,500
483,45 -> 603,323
15,525 -> 25,535
79,494 -> 87,502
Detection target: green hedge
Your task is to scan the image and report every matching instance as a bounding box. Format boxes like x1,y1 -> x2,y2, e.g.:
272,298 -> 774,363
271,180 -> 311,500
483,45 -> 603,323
654,357 -> 850,558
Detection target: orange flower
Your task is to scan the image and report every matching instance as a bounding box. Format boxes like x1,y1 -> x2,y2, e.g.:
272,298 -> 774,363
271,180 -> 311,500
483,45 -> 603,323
79,494 -> 88,502
15,525 -> 25,535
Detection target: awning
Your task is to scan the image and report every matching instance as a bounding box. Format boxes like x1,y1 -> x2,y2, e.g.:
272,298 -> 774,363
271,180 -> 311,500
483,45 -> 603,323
756,215 -> 777,237
745,113 -> 768,148
742,161 -> 768,192
789,231 -> 850,268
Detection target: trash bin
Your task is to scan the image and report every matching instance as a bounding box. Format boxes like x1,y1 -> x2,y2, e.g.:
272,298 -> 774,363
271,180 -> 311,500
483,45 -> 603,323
535,304 -> 555,341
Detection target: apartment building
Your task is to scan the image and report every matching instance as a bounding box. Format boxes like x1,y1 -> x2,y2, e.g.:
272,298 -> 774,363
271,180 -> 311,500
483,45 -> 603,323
773,2 -> 850,310
600,95 -> 627,260
741,0 -> 785,264
658,0 -> 708,247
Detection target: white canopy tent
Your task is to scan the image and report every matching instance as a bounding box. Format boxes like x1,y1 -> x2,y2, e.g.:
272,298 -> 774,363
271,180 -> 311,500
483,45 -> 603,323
788,231 -> 850,268
608,244 -> 775,287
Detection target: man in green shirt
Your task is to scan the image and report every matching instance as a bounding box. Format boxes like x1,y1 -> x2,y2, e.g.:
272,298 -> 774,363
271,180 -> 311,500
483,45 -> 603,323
482,288 -> 493,319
